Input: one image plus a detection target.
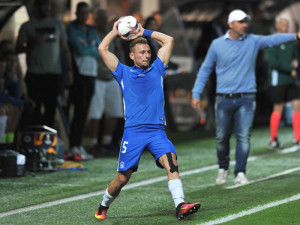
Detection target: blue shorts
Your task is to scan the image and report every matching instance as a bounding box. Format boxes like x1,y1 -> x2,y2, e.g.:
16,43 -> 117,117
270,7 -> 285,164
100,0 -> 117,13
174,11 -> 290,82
118,125 -> 176,172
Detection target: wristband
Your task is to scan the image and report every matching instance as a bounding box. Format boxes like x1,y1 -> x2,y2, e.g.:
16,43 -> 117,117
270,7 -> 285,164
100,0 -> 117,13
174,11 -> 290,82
143,29 -> 154,38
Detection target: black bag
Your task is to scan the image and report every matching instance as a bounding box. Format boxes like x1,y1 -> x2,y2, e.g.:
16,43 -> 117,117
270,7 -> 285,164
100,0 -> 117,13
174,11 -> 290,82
0,150 -> 26,177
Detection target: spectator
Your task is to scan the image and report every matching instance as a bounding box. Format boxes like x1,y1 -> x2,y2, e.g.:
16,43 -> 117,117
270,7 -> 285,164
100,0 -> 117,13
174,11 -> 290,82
88,9 -> 123,155
0,56 -> 7,143
191,9 -> 300,185
4,50 -> 21,99
0,54 -> 23,145
132,12 -> 144,26
266,15 -> 300,149
1,40 -> 34,130
153,12 -> 162,28
16,0 -> 73,128
67,2 -> 100,160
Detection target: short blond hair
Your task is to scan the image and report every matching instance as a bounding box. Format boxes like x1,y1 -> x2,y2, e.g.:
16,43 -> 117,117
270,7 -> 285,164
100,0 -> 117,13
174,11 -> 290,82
129,37 -> 148,52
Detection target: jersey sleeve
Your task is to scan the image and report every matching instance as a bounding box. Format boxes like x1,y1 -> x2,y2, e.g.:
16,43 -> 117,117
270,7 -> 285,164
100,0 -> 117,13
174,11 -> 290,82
112,61 -> 125,83
155,57 -> 168,77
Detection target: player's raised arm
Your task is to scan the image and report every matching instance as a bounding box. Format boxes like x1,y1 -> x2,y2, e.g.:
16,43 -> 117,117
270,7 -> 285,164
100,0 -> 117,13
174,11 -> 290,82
98,21 -> 120,72
129,24 -> 174,66
152,31 -> 174,66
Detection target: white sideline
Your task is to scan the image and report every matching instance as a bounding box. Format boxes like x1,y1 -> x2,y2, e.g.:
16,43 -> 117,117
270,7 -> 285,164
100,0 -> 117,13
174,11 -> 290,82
0,165 -> 218,219
226,166 -> 300,189
198,193 -> 300,225
0,146 -> 298,219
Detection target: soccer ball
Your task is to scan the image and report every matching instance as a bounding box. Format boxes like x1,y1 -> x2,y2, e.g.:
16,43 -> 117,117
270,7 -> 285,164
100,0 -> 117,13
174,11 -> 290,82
117,16 -> 140,38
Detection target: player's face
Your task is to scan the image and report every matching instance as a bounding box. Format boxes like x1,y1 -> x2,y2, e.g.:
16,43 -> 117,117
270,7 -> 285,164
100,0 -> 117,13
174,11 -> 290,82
276,18 -> 289,33
130,44 -> 151,69
229,18 -> 248,39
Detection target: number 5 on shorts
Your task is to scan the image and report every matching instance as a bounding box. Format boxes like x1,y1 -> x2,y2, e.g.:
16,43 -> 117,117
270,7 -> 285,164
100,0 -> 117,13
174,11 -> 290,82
122,141 -> 128,153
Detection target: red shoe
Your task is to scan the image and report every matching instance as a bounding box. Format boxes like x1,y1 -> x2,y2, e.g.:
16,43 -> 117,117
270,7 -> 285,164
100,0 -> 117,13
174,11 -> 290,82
95,205 -> 109,220
175,202 -> 201,220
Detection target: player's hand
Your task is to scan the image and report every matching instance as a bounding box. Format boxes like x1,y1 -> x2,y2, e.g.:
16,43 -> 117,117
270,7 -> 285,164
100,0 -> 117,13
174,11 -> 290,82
127,24 -> 144,40
191,98 -> 201,110
112,21 -> 121,36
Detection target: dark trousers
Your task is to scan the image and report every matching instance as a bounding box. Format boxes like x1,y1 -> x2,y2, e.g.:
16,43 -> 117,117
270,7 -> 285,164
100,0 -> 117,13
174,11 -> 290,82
70,75 -> 95,147
25,72 -> 62,127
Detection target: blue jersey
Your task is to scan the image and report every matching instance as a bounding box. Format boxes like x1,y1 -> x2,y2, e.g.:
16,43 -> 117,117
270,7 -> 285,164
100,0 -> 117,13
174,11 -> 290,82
112,57 -> 168,128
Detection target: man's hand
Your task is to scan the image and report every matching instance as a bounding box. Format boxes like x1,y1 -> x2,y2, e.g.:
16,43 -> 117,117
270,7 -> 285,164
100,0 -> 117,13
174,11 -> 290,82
295,31 -> 300,40
191,98 -> 201,110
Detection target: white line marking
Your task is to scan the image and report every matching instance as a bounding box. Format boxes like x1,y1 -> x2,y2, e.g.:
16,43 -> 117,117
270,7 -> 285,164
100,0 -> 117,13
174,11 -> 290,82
0,182 -> 89,187
280,145 -> 299,154
226,167 -> 300,189
198,193 -> 300,225
0,145 -> 297,219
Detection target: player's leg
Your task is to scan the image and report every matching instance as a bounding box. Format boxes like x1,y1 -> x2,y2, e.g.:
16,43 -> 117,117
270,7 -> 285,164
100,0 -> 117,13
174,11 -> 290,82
88,80 -> 104,153
100,79 -> 123,153
95,170 -> 132,220
269,103 -> 284,147
95,126 -> 145,220
268,85 -> 286,149
149,127 -> 200,220
291,99 -> 300,144
288,85 -> 300,144
158,153 -> 201,220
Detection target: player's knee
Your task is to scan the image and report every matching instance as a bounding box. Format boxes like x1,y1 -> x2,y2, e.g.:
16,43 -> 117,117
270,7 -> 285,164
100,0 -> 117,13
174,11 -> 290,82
117,172 -> 131,187
166,152 -> 178,173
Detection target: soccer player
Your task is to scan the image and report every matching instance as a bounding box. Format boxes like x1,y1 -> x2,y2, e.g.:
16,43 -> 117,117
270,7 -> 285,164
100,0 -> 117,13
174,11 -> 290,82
94,21 -> 201,220
266,15 -> 300,149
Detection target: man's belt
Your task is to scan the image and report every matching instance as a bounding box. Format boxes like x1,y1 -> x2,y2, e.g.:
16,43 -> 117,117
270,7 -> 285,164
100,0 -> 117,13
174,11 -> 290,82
216,93 -> 254,98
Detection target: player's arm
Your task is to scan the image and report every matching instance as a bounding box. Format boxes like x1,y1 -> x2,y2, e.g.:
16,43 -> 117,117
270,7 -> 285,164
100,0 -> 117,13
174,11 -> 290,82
98,22 -> 119,72
152,32 -> 174,66
129,25 -> 174,66
142,28 -> 174,66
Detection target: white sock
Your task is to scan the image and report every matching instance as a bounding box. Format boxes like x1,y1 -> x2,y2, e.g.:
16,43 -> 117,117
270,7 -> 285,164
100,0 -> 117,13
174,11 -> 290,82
102,135 -> 112,145
101,188 -> 116,207
168,179 -> 185,208
0,115 -> 7,143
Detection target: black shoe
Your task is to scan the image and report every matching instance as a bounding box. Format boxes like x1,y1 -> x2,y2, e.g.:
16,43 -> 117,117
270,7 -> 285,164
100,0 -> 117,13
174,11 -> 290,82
268,137 -> 281,150
292,140 -> 300,148
175,202 -> 201,220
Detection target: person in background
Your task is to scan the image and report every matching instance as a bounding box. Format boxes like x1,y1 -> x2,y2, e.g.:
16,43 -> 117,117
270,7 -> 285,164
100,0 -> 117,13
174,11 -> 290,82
67,2 -> 100,160
0,54 -> 23,145
88,9 -> 123,154
191,9 -> 300,185
16,0 -> 73,128
266,15 -> 300,149
94,18 -> 200,221
132,12 -> 144,26
0,55 -> 7,144
153,12 -> 162,28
